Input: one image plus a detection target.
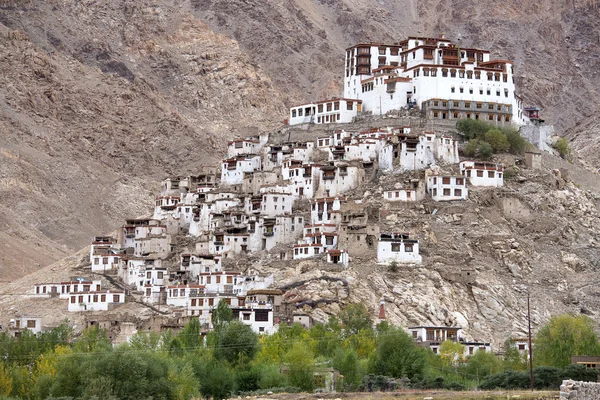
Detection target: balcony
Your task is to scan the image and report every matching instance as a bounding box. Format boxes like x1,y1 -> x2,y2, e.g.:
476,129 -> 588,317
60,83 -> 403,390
263,231 -> 274,237
214,241 -> 224,246
323,174 -> 335,180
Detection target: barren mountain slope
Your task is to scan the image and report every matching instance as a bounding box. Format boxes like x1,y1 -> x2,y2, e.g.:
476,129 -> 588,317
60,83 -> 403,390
193,0 -> 600,134
0,3 -> 285,278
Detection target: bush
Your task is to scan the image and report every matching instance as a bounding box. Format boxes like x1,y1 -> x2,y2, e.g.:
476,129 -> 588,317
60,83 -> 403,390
479,370 -> 529,390
562,364 -> 599,382
456,119 -> 492,140
478,141 -> 494,159
503,128 -> 528,154
553,138 -> 571,159
533,366 -> 563,389
484,129 -> 510,153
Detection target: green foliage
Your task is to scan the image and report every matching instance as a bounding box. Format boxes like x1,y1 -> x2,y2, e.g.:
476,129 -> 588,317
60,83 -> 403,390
177,318 -> 203,351
369,327 -> 426,379
464,350 -> 503,379
388,261 -> 398,273
235,367 -> 261,392
0,363 -> 12,396
553,137 -> 571,159
478,141 -> 494,159
485,129 -> 510,153
501,339 -> 527,371
201,362 -> 234,400
339,303 -> 373,335
214,321 -> 259,366
73,326 -> 111,353
534,314 -> 600,368
256,364 -> 287,390
332,348 -> 362,390
212,299 -> 233,332
439,340 -> 465,367
458,119 -> 531,158
283,342 -> 315,392
479,369 -> 529,390
562,363 -> 599,382
503,127 -> 529,154
456,119 -> 492,140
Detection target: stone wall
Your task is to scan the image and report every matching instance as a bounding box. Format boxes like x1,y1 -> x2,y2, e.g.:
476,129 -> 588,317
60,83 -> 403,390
560,379 -> 600,399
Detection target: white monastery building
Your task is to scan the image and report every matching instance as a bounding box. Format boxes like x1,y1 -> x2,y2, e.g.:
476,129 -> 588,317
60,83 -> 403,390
459,161 -> 504,187
426,175 -> 468,201
288,36 -> 529,126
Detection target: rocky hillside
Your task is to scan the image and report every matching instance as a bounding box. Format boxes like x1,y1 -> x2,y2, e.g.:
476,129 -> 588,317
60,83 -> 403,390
0,1 -> 285,279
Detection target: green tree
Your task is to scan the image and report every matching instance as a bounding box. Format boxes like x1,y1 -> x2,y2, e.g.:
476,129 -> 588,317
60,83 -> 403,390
484,129 -> 510,153
0,363 -> 12,396
332,348 -> 361,390
463,139 -> 480,157
178,318 -> 203,351
478,141 -> 494,159
214,321 -> 259,366
73,325 -> 111,353
501,339 -> 526,371
201,362 -> 234,400
464,350 -> 502,381
503,127 -> 528,154
369,327 -> 426,379
339,303 -> 373,335
439,340 -> 465,367
534,314 -> 600,368
283,341 -> 315,391
212,299 -> 233,332
553,137 -> 571,159
456,119 -> 491,140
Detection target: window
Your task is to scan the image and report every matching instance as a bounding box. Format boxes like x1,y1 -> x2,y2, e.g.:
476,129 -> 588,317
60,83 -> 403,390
459,87 -> 464,93
291,110 -> 296,118
334,101 -> 340,110
477,170 -> 484,177
488,171 -> 495,178
93,294 -> 98,302
459,70 -> 465,78
465,102 -> 471,108
476,103 -> 482,109
443,188 -> 451,196
94,258 -> 99,265
433,111 -> 439,118
243,313 -> 251,321
430,68 -> 437,77
71,296 -> 76,303
102,257 -> 108,264
442,177 -> 450,184
454,189 -> 462,196
347,101 -> 353,110
298,108 -> 303,116
318,104 -> 323,113
326,103 -> 332,112
405,244 -> 413,252
391,243 -> 401,252
27,320 -> 36,328
451,87 -> 455,93
486,88 -> 491,95
456,178 -> 464,185
208,298 -> 214,306
157,272 -> 163,279
227,276 -> 233,283
453,112 -> 458,118
489,114 -> 494,121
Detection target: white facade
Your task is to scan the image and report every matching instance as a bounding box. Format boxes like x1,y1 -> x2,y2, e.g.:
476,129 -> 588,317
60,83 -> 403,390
8,316 -> 43,336
408,326 -> 464,342
426,175 -> 468,201
34,280 -> 102,300
311,197 -> 343,225
459,161 -> 504,187
221,155 -> 261,185
383,180 -> 426,202
343,37 -> 528,125
227,139 -> 261,157
377,233 -> 422,264
289,98 -> 362,126
68,290 -> 125,312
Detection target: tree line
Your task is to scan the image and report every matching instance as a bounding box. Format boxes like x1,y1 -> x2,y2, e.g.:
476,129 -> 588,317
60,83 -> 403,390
0,303 -> 598,399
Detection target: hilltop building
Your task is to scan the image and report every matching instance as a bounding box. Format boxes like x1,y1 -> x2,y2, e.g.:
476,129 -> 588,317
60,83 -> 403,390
289,36 -> 529,126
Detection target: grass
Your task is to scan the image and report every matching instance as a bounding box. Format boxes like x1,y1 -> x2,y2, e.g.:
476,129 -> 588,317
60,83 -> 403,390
259,390 -> 559,400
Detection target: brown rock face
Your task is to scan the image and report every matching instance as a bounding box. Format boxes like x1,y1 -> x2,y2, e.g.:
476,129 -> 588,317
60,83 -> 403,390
0,1 -> 285,278
1,0 -> 600,280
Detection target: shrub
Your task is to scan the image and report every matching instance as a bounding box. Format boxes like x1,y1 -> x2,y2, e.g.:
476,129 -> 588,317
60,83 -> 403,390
478,141 -> 494,159
484,129 -> 510,153
553,137 -> 571,159
463,139 -> 479,157
456,119 -> 491,140
503,127 -> 528,154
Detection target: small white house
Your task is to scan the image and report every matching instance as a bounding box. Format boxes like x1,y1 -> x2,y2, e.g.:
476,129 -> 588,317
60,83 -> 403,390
8,315 -> 43,336
227,138 -> 261,158
407,326 -> 464,343
383,180 -> 425,202
68,290 -> 125,312
459,161 -> 504,187
288,98 -> 362,126
326,249 -> 349,267
377,232 -> 422,264
426,175 -> 468,201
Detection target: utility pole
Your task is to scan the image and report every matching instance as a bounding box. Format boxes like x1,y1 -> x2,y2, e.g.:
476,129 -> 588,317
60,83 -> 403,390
527,292 -> 534,391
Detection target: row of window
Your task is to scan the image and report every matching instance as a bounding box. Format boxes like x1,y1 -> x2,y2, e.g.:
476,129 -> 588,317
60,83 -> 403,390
415,68 -> 509,81
432,100 -> 511,110
432,188 -> 464,197
390,243 -> 414,252
70,294 -> 120,303
431,111 -> 512,122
